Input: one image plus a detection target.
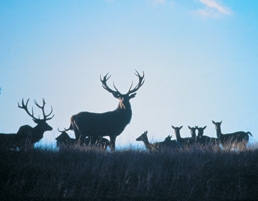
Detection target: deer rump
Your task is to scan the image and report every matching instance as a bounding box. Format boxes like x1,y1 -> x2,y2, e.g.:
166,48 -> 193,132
70,109 -> 132,140
221,131 -> 251,144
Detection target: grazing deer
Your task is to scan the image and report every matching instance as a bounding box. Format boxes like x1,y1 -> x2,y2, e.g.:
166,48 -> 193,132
212,121 -> 252,150
17,99 -> 54,148
196,126 -> 218,146
172,126 -> 195,148
56,129 -> 110,150
65,71 -> 144,151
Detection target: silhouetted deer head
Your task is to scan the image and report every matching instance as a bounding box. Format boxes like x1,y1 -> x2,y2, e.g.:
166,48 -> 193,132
17,99 -> 54,148
65,71 -> 145,151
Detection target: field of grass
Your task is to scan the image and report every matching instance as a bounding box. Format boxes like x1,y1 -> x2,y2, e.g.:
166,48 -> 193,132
1,146 -> 258,200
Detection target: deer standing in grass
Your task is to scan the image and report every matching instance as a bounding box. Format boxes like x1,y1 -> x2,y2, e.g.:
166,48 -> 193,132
17,99 -> 54,149
172,126 -> 195,148
188,126 -> 197,143
196,126 -> 218,146
65,71 -> 144,151
212,121 -> 252,150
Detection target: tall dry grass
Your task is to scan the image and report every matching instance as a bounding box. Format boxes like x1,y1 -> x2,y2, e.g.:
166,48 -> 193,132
0,145 -> 258,200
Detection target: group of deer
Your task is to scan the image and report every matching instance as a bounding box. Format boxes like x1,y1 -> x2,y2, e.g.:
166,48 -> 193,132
0,71 -> 145,151
136,122 -> 252,152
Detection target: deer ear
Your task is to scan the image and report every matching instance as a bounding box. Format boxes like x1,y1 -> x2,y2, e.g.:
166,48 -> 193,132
203,126 -> 207,129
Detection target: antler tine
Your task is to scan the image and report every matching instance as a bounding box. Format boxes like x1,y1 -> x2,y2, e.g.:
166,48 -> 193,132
34,99 -> 54,120
18,98 -> 36,119
127,70 -> 145,94
100,73 -> 121,95
112,82 -> 122,95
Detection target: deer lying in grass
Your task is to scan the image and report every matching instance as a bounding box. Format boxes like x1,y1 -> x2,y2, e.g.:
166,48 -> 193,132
17,98 -> 54,149
64,71 -> 144,151
172,126 -> 195,148
196,126 -> 218,146
162,135 -> 180,150
56,130 -> 110,150
136,131 -> 178,152
212,121 -> 252,150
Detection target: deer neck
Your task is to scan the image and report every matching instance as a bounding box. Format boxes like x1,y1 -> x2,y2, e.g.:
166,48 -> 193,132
116,100 -> 132,122
32,125 -> 44,141
216,127 -> 222,138
175,132 -> 182,141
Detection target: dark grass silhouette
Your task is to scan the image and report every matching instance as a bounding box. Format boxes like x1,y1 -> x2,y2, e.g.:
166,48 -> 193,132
1,146 -> 258,200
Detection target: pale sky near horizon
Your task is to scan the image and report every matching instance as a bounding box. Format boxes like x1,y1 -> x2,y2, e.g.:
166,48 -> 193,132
1,0 -> 258,149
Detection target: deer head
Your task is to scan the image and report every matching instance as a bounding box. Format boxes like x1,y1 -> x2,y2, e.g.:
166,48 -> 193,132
100,70 -> 145,109
18,98 -> 54,132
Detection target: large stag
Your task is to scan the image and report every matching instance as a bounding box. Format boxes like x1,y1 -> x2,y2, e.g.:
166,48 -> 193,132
212,121 -> 252,150
17,99 -> 54,148
65,71 -> 144,151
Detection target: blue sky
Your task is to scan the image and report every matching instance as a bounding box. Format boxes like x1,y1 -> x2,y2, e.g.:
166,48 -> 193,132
1,0 -> 258,149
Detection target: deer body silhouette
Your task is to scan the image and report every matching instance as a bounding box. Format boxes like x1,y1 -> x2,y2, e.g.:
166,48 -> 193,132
66,71 -> 144,151
17,99 -> 54,148
212,121 -> 252,150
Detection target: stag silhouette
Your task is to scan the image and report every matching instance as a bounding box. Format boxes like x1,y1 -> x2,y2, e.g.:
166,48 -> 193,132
212,121 -> 252,150
17,99 -> 54,148
65,71 -> 144,151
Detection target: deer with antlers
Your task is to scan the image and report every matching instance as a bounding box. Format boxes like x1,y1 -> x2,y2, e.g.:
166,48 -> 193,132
56,129 -> 110,150
64,71 -> 144,151
17,98 -> 54,149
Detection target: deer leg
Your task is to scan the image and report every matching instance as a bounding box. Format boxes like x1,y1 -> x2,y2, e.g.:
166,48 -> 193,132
109,136 -> 117,151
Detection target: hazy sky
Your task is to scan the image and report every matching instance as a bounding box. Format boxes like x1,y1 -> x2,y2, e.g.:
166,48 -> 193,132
1,0 -> 258,149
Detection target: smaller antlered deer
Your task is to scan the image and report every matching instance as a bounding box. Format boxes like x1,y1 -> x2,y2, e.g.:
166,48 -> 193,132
212,121 -> 252,150
17,99 -> 54,149
56,129 -> 110,150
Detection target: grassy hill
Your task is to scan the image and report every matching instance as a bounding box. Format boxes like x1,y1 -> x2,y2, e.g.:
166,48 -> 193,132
1,146 -> 258,200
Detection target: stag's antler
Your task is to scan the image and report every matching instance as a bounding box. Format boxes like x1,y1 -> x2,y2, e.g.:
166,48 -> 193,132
100,74 -> 121,98
18,99 -> 36,119
127,70 -> 145,95
34,99 -> 54,120
18,98 -> 54,121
